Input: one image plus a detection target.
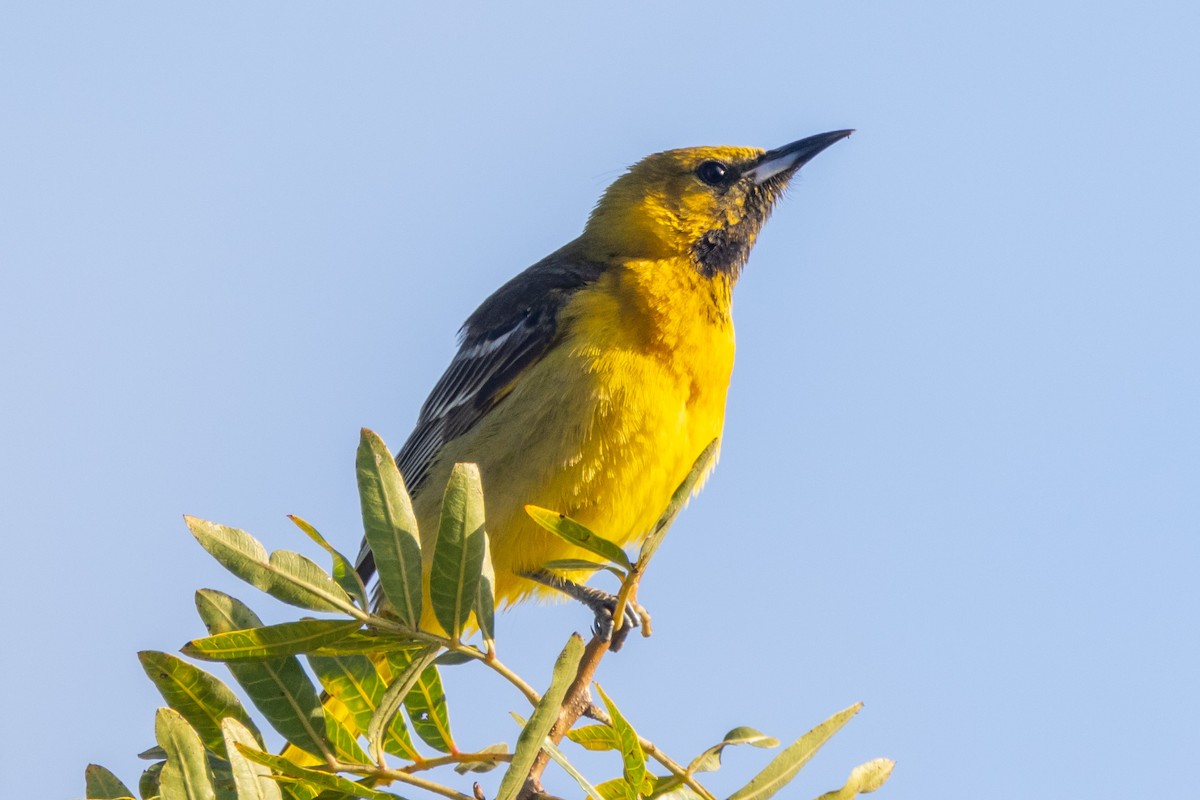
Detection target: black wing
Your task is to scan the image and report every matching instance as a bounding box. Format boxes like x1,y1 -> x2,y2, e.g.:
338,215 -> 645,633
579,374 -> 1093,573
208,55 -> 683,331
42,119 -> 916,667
356,246 -> 606,582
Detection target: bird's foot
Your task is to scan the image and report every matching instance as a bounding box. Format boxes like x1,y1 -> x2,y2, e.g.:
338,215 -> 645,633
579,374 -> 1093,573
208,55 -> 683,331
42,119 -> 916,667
523,569 -> 650,652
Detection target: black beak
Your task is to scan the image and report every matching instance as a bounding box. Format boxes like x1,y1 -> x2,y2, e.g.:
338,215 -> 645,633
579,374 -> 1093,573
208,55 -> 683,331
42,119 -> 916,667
746,129 -> 854,184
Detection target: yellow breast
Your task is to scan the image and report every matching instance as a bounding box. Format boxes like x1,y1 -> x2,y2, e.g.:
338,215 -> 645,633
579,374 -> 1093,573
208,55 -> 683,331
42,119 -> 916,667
415,259 -> 736,609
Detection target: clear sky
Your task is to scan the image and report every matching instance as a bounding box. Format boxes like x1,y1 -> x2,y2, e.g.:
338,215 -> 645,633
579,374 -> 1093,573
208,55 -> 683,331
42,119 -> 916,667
2,3 -> 1197,798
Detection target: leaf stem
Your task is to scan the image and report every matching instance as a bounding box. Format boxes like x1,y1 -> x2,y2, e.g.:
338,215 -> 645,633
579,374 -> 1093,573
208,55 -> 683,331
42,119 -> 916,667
334,760 -> 477,800
400,750 -> 514,774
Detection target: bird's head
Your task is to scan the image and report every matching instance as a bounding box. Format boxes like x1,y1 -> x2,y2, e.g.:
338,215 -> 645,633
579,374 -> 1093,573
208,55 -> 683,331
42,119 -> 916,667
583,130 -> 852,281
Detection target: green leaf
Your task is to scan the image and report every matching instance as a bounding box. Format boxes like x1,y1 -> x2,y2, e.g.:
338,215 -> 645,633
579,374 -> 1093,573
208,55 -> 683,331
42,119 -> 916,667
637,439 -> 718,567
814,758 -> 895,800
236,745 -> 409,800
524,506 -> 632,571
324,703 -> 371,765
453,742 -> 509,774
139,650 -> 263,759
183,619 -> 361,661
432,650 -> 478,666
595,684 -> 645,797
356,429 -> 423,628
156,707 -> 216,800
686,726 -> 779,774
84,763 -> 134,799
138,761 -> 163,800
307,630 -> 427,657
185,516 -> 353,613
593,777 -> 636,800
278,785 -> 322,800
268,550 -> 355,611
539,736 -> 607,800
400,657 -> 456,754
430,463 -> 486,639
221,718 -> 283,800
194,590 -> 329,761
308,653 -> 420,762
646,781 -> 705,800
727,703 -> 863,800
566,724 -> 620,752
366,646 -> 440,761
474,527 -> 496,648
137,745 -> 167,760
718,727 -> 779,748
289,515 -> 369,610
495,634 -> 586,800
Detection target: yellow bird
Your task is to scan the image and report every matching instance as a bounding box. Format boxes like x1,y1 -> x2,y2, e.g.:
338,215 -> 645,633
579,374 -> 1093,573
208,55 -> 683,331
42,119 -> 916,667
356,130 -> 852,637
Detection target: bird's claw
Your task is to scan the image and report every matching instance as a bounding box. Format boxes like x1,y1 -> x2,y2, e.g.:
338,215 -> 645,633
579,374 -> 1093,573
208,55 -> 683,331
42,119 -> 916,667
521,569 -> 651,651
592,597 -> 649,652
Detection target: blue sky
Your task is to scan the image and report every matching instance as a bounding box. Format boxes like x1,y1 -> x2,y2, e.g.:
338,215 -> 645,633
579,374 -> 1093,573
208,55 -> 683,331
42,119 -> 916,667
2,3 -> 1197,798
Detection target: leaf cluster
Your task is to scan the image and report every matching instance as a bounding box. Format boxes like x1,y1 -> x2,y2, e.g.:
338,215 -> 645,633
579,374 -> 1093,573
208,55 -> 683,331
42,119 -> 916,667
84,430 -> 893,800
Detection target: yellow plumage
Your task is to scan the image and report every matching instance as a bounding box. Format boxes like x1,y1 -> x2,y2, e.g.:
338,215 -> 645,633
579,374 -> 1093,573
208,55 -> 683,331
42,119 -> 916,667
355,134 -> 852,631
419,254 -> 735,612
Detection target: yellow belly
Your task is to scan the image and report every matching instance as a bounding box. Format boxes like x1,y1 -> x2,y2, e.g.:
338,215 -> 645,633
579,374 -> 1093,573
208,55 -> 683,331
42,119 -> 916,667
411,261 -> 736,616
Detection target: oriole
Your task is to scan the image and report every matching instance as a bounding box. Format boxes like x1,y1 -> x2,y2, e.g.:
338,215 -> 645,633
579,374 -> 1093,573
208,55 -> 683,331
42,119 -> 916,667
355,130 -> 852,634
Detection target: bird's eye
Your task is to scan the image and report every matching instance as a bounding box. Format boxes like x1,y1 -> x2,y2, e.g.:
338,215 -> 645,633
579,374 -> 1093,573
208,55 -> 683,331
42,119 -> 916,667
695,160 -> 729,186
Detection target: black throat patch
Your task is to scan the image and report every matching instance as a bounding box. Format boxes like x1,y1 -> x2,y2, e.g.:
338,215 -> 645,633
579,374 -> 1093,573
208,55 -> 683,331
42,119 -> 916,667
692,224 -> 757,281
691,185 -> 778,282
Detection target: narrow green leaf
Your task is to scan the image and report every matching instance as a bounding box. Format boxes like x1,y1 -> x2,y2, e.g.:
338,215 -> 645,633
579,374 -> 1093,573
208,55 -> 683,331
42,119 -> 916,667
137,745 -> 167,760
637,439 -> 718,567
495,634 -> 586,800
156,707 -> 216,800
185,517 -> 354,613
183,619 -> 361,661
432,650 -> 477,666
813,758 -> 895,800
289,514 -> 369,610
308,652 -> 420,762
430,463 -> 486,639
138,761 -> 163,799
595,684 -> 645,796
524,506 -> 632,571
539,736 -> 607,800
84,764 -> 134,799
309,653 -> 398,747
277,783 -> 322,800
325,709 -> 371,765
236,745 -> 409,800
593,777 -> 636,800
646,780 -> 705,800
453,742 -> 509,774
367,646 -> 440,761
718,727 -> 779,748
268,549 -> 355,610
184,515 -> 280,595
686,726 -> 779,774
308,630 -> 426,657
194,590 -> 329,761
727,703 -> 863,800
399,657 -> 456,754
565,724 -> 620,752
356,429 -> 423,628
139,650 -> 263,759
221,718 -> 283,800
473,529 -> 496,648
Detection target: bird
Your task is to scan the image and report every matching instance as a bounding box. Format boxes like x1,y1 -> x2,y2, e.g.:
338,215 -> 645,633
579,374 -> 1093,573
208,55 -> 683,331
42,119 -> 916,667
355,130 -> 852,638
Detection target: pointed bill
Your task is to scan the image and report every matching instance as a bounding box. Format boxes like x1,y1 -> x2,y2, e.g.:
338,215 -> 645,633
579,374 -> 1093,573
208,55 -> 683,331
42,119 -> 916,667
745,129 -> 854,184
